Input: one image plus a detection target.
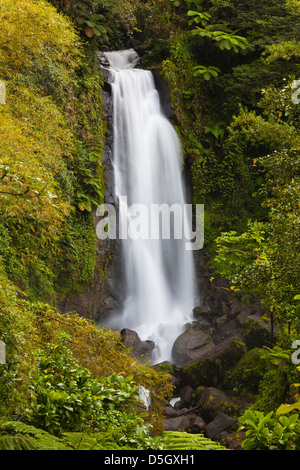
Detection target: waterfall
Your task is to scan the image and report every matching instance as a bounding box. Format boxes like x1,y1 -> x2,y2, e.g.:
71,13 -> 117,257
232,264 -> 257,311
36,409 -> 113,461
104,49 -> 197,363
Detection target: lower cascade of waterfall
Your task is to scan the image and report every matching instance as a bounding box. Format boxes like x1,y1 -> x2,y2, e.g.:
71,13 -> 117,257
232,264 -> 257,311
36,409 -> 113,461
103,49 -> 197,364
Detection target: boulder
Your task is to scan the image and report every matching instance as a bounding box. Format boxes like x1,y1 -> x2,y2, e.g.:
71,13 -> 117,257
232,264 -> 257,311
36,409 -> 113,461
164,415 -> 192,432
193,304 -> 211,318
198,387 -> 235,421
206,413 -> 238,440
179,337 -> 246,388
242,316 -> 275,349
222,431 -> 246,450
171,327 -> 215,366
164,406 -> 180,418
228,299 -> 242,319
189,416 -> 207,434
174,400 -> 186,411
164,413 -> 206,434
120,328 -> 155,361
180,385 -> 194,407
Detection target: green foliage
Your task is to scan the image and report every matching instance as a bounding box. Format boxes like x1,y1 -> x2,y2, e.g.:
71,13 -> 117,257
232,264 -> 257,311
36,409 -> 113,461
161,31 -> 208,164
193,65 -> 220,81
1,0 -> 300,451
187,10 -> 211,27
0,79 -> 73,222
213,221 -> 268,290
0,421 -> 66,450
264,40 -> 300,63
163,431 -> 228,450
0,0 -> 81,79
28,333 -> 163,449
55,0 -> 140,49
191,25 -> 250,53
208,0 -> 300,50
77,14 -> 112,41
29,333 -> 101,435
156,0 -> 300,259
255,369 -> 289,413
169,0 -> 205,7
0,260 -> 44,416
277,402 -> 300,415
225,348 -> 268,395
225,346 -> 299,414
204,120 -> 227,140
61,431 -> 124,450
211,80 -> 300,330
54,213 -> 98,294
0,434 -> 37,451
238,409 -> 300,450
0,0 -> 106,300
0,260 -> 173,433
0,420 -> 144,450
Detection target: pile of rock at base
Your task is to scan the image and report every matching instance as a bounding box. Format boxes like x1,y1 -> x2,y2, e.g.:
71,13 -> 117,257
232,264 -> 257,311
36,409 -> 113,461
161,381 -> 248,450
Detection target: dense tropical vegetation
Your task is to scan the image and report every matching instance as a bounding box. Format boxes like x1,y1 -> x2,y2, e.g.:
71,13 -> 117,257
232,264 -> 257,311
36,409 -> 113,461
0,0 -> 299,450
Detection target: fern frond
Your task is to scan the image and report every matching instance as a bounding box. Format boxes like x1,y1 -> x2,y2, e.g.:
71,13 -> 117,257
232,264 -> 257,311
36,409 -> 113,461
62,431 -> 133,450
162,431 -> 228,450
0,434 -> 37,450
62,432 -> 99,450
0,421 -> 71,450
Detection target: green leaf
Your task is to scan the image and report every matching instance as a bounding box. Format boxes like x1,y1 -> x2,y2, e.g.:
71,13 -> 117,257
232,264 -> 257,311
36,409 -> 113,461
276,403 -> 300,415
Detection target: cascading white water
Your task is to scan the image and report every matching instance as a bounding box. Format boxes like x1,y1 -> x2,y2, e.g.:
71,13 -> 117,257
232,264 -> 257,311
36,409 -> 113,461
105,49 -> 197,363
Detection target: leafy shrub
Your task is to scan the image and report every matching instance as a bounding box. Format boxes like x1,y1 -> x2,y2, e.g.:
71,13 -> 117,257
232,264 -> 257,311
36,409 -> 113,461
238,409 -> 300,450
28,333 -> 163,449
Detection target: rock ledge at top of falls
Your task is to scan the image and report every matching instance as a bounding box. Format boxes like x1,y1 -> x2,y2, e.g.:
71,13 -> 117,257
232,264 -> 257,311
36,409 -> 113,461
97,49 -> 141,85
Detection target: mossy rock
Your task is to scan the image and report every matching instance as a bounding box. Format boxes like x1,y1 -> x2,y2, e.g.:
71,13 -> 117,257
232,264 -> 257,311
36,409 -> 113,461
224,348 -> 267,394
197,387 -> 237,422
243,317 -> 274,350
254,368 -> 291,413
179,338 -> 246,388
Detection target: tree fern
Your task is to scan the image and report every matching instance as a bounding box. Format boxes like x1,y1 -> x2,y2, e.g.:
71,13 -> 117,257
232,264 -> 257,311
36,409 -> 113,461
162,431 -> 228,450
0,421 -> 71,450
0,421 -> 134,450
62,431 -> 133,450
0,434 -> 37,450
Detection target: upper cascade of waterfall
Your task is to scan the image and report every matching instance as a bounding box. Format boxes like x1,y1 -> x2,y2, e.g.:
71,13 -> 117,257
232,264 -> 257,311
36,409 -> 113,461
104,49 -> 140,70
